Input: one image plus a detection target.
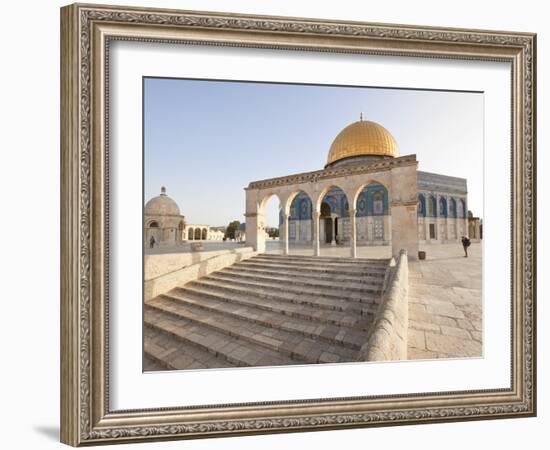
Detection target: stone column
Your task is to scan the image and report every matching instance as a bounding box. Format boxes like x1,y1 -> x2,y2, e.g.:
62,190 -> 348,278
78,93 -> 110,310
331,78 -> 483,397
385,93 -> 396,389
283,213 -> 290,255
313,212 -> 321,256
245,212 -> 265,253
331,217 -> 336,246
349,209 -> 357,258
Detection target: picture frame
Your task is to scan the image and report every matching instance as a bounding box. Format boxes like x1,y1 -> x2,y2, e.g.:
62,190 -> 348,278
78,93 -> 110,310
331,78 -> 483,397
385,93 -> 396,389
60,2 -> 536,446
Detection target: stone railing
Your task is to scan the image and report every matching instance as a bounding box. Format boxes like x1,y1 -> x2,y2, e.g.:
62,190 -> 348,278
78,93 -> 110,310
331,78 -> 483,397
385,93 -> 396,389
358,249 -> 409,361
144,247 -> 256,302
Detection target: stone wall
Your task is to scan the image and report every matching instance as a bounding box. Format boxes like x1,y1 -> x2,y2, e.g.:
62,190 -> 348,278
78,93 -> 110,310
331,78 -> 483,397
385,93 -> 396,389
358,249 -> 409,361
144,247 -> 256,301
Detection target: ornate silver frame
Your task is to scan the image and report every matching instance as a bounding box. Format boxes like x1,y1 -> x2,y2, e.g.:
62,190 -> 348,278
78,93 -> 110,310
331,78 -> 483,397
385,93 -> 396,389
60,3 -> 536,446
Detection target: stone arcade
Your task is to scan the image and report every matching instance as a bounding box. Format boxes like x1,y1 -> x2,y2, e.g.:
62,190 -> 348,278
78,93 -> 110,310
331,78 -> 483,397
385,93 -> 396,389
245,117 -> 470,259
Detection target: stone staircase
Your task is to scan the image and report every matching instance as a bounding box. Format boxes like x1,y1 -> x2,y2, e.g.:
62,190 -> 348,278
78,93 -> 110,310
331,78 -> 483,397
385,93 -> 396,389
144,254 -> 390,371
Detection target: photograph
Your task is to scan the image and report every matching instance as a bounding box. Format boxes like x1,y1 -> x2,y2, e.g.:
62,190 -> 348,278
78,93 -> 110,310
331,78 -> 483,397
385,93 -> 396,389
56,2 -> 537,446
142,78 -> 484,371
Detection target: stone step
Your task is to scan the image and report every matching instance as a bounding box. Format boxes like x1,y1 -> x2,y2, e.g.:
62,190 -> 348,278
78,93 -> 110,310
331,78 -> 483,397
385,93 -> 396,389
196,273 -> 380,305
236,258 -> 387,277
225,264 -> 385,285
146,297 -> 360,363
153,292 -> 369,351
257,253 -> 390,266
167,287 -> 375,330
179,279 -> 379,314
144,306 -> 302,367
144,325 -> 235,370
207,270 -> 383,295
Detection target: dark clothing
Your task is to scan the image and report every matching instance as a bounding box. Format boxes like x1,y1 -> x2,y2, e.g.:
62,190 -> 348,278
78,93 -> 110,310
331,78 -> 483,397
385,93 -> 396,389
461,237 -> 471,257
149,236 -> 156,249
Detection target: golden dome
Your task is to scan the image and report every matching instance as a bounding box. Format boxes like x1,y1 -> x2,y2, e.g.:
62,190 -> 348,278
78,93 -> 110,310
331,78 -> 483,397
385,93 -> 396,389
326,119 -> 399,166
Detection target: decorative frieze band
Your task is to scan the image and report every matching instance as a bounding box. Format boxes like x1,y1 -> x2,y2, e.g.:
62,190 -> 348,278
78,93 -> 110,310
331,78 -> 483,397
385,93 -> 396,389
247,155 -> 417,190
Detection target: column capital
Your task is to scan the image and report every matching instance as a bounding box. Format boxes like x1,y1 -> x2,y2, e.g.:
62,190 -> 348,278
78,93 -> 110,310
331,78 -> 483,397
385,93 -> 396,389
349,208 -> 357,216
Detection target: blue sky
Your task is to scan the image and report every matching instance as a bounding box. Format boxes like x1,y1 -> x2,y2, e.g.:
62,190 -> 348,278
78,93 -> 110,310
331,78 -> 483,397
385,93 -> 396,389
144,78 -> 483,227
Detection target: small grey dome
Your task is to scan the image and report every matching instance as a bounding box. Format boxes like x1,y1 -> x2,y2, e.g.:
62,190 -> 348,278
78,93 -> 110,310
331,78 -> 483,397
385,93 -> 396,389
145,187 -> 181,216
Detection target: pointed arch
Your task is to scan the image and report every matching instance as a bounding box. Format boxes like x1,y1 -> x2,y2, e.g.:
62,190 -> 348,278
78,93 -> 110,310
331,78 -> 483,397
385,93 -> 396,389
314,183 -> 349,215
354,183 -> 389,217
287,190 -> 313,221
258,192 -> 283,216
285,190 -> 314,246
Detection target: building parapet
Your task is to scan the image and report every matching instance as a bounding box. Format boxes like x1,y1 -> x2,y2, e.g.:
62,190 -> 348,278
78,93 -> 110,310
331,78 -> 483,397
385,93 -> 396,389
417,170 -> 467,195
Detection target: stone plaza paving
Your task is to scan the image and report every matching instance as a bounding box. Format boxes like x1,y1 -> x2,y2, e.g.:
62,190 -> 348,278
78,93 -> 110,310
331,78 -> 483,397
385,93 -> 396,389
407,243 -> 482,360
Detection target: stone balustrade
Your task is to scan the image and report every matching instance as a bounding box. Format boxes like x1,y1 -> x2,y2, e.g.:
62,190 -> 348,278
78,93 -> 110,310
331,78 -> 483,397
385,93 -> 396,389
358,249 -> 409,361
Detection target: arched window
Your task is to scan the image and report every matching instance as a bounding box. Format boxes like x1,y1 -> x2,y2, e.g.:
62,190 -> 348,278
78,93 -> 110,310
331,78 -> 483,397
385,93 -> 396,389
439,197 -> 448,218
202,228 -> 207,240
449,198 -> 457,218
418,194 -> 426,217
187,227 -> 194,240
148,221 -> 159,228
461,199 -> 467,218
429,196 -> 437,217
194,228 -> 201,240
372,191 -> 384,216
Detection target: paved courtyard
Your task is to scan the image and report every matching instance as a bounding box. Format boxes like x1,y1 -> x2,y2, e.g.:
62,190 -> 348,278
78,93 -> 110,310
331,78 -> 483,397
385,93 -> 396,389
407,243 -> 482,360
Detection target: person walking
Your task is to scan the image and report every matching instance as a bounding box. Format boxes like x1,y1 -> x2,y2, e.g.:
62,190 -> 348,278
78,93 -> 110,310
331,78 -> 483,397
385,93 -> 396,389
149,235 -> 156,249
461,235 -> 471,257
